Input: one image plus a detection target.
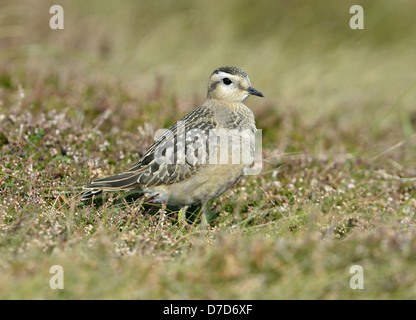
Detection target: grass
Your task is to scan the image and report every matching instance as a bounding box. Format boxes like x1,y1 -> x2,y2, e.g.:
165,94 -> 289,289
1,0 -> 416,299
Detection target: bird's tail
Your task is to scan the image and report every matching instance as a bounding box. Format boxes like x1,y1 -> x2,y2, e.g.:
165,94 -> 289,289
81,172 -> 140,200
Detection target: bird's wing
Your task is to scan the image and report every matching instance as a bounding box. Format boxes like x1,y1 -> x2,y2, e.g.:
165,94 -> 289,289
128,105 -> 218,187
83,105 -> 219,192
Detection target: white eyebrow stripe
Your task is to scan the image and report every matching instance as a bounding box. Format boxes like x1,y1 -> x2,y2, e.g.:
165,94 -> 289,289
216,71 -> 232,78
212,71 -> 238,83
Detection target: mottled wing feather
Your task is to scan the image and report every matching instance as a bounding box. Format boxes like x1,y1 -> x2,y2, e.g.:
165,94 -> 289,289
82,106 -> 219,195
125,105 -> 218,187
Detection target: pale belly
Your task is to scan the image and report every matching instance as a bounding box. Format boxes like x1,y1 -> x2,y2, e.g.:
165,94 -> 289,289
142,128 -> 255,206
143,163 -> 247,206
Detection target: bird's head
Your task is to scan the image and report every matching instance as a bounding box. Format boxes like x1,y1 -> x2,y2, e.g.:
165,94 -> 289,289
207,66 -> 264,102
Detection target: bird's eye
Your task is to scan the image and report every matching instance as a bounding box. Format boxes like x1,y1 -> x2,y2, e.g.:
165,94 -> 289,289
222,78 -> 232,85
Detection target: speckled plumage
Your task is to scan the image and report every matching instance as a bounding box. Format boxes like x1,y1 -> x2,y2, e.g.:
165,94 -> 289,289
82,66 -> 264,222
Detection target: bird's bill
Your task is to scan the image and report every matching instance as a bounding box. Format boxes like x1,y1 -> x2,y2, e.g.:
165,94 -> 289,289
247,87 -> 264,97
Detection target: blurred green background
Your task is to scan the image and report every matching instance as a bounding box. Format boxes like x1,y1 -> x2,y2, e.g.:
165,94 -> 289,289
2,0 -> 416,121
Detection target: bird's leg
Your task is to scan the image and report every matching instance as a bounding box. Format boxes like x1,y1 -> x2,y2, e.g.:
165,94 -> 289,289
199,202 -> 208,228
178,206 -> 188,224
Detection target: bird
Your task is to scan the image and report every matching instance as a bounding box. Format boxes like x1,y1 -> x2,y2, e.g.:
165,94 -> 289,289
82,66 -> 264,224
